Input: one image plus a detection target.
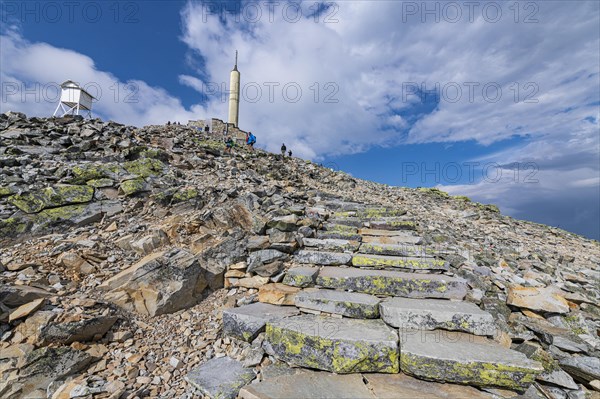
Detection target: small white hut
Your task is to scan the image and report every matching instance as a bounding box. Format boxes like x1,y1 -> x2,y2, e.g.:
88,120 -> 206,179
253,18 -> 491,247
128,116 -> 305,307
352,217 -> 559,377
53,80 -> 95,118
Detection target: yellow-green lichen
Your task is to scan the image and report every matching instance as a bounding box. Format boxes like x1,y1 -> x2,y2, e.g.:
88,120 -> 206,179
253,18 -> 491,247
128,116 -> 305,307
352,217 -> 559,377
86,178 -> 114,188
8,185 -> 94,213
172,188 -> 199,204
119,178 -> 148,196
123,158 -> 165,178
454,195 -> 472,202
0,217 -> 30,237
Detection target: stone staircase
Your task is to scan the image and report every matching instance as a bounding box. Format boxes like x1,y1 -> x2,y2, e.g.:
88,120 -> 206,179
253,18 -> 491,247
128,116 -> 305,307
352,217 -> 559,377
207,199 -> 545,397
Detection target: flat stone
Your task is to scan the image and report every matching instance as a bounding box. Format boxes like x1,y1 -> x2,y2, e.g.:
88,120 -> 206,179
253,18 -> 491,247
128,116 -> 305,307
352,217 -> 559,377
515,342 -> 578,390
185,357 -> 256,399
39,315 -> 118,345
317,267 -> 468,299
351,207 -> 407,219
8,298 -> 45,322
362,234 -> 423,246
359,242 -> 434,257
559,356 -> 600,383
351,254 -> 448,270
234,275 -> 270,289
0,285 -> 53,308
295,250 -> 352,266
316,230 -> 362,241
240,370 -> 376,399
380,297 -> 497,336
265,314 -> 398,373
506,285 -> 570,314
302,238 -> 360,252
223,302 -> 300,342
266,214 -> 298,232
294,289 -> 381,318
326,217 -> 365,227
258,283 -> 301,306
400,330 -> 543,390
247,249 -> 288,272
282,267 -> 319,287
367,218 -> 416,231
365,373 -> 495,399
323,223 -> 358,234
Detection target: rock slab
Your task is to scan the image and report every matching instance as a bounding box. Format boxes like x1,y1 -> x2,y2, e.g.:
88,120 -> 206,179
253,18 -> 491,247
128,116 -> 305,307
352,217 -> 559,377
316,267 -> 468,299
380,297 -> 496,336
185,357 -> 256,399
400,330 -> 543,390
223,302 -> 300,342
294,289 -> 380,318
265,314 -> 399,373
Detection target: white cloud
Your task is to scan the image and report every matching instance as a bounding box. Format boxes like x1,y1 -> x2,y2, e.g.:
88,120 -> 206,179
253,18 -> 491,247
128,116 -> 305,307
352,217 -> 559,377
0,29 -> 206,126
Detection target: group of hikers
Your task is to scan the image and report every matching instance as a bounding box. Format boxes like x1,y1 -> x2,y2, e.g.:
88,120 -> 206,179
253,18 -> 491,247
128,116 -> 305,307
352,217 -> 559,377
224,131 -> 292,158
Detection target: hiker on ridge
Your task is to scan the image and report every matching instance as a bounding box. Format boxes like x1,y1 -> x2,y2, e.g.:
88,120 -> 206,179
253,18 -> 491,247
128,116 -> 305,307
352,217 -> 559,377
246,132 -> 256,150
281,143 -> 287,157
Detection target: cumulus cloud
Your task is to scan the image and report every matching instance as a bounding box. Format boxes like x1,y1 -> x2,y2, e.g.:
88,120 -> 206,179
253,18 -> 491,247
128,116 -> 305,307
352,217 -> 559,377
0,28 -> 205,126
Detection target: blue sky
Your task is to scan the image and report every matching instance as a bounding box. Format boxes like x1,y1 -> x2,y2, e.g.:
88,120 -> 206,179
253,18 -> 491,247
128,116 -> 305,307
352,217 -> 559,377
1,0 -> 599,240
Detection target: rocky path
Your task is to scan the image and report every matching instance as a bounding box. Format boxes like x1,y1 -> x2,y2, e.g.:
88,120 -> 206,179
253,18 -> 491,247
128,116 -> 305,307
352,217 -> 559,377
1,113 -> 599,399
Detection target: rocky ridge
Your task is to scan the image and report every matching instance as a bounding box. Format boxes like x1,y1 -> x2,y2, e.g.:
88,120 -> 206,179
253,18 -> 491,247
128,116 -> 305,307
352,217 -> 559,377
0,111 -> 599,399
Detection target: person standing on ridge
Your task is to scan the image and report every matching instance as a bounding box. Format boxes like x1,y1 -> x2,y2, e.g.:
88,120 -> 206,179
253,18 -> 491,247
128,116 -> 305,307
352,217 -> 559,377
281,143 -> 287,157
247,132 -> 256,150
288,150 -> 292,157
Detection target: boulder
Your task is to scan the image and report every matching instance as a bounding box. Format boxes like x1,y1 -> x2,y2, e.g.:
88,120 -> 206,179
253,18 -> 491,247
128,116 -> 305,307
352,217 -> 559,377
99,249 -> 207,316
506,285 -> 570,314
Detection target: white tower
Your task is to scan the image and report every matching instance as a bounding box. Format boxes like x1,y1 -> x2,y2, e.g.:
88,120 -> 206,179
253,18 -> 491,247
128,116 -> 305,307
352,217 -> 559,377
53,80 -> 95,118
228,51 -> 241,127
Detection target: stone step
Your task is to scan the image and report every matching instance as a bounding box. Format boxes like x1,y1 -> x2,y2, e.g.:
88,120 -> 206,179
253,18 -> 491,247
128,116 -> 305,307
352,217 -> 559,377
333,208 -> 407,219
316,230 -> 363,241
360,228 -> 421,238
367,218 -> 416,231
316,267 -> 468,299
326,217 -> 364,228
282,267 -> 319,287
351,254 -> 448,271
185,357 -> 256,399
364,373 -> 497,399
240,371 -> 377,399
302,238 -> 360,253
295,250 -> 352,266
362,235 -> 423,246
400,330 -> 543,390
265,314 -> 399,373
323,223 -> 358,234
380,297 -> 497,336
294,289 -> 381,318
223,302 -> 300,342
358,243 -> 435,257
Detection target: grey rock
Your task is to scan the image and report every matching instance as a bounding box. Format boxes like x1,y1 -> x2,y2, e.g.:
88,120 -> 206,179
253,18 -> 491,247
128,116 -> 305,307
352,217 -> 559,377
266,214 -> 298,232
240,370 -> 376,399
295,289 -> 380,318
302,238 -> 360,252
40,316 -> 118,345
282,267 -> 319,287
400,330 -> 543,390
317,267 -> 468,299
185,357 -> 256,399
223,302 -> 299,342
14,347 -> 93,397
559,356 -> 600,383
294,250 -> 352,266
99,249 -> 208,316
247,249 -> 289,272
351,253 -> 448,271
380,297 -> 497,336
265,314 -> 398,373
365,373 -> 495,399
0,285 -> 53,308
